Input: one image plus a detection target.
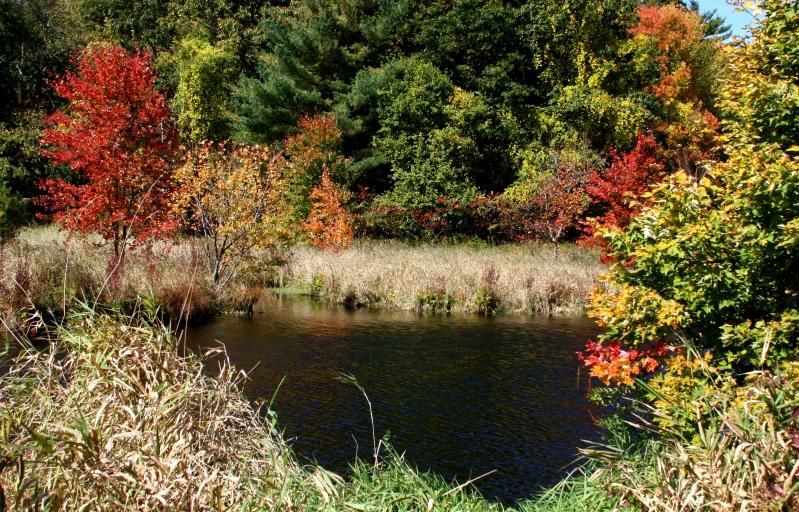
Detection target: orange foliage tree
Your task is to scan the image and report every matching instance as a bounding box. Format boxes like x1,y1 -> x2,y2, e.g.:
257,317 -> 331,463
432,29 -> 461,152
631,4 -> 722,174
284,115 -> 352,221
173,143 -> 292,286
303,168 -> 354,252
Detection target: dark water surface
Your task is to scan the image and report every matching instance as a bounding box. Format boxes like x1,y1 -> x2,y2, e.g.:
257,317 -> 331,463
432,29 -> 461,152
185,295 -> 603,505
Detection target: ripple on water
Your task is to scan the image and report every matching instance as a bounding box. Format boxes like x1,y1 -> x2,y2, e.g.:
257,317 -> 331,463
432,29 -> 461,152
186,295 -> 604,505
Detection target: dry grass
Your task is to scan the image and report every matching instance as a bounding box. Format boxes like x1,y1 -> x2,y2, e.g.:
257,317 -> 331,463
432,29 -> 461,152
578,359 -> 799,512
0,311 -> 303,510
0,225 -> 280,329
2,227 -> 607,328
615,383 -> 799,511
283,241 -> 607,313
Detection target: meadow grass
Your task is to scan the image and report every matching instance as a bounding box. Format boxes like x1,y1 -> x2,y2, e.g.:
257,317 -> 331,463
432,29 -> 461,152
283,240 -> 606,314
1,226 -> 606,332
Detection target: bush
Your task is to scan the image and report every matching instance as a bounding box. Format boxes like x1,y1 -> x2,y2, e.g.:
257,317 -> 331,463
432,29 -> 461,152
584,145 -> 799,383
0,183 -> 30,240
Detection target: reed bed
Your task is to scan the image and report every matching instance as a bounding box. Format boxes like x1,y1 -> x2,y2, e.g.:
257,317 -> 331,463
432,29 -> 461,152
284,241 -> 606,313
2,227 -> 606,328
0,225 -> 275,330
0,310 -> 304,510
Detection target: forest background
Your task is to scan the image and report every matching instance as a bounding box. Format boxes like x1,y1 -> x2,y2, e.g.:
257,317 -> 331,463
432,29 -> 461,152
0,0 -> 731,251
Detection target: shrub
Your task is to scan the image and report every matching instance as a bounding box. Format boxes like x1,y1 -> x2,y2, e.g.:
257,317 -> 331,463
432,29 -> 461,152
303,168 -> 355,252
583,145 -> 799,384
173,142 -> 292,287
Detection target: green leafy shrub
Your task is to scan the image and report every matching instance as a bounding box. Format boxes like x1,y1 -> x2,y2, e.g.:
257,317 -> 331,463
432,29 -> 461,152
588,145 -> 799,377
169,37 -> 237,142
720,0 -> 799,151
416,287 -> 454,312
0,183 -> 30,240
375,59 -> 514,211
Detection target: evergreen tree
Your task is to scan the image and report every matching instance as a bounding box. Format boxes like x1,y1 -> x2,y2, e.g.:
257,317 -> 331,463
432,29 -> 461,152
230,0 -> 410,188
0,0 -> 86,229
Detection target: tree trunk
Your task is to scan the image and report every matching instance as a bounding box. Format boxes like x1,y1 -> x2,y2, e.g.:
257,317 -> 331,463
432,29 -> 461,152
212,256 -> 222,285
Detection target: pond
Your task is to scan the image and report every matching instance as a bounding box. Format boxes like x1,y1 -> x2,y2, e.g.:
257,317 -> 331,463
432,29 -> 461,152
185,295 -> 604,505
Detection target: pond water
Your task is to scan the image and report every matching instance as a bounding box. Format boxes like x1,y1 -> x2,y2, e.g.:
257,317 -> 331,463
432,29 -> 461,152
185,295 -> 604,505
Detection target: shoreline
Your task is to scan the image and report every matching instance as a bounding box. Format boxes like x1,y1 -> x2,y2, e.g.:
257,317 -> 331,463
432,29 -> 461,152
278,241 -> 606,315
1,226 -> 607,330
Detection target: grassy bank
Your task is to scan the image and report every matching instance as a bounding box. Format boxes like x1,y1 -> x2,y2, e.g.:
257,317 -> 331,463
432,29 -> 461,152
1,227 -> 606,332
283,241 -> 606,314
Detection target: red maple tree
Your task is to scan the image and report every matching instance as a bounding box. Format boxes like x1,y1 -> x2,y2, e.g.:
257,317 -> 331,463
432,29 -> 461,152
39,44 -> 179,257
582,133 -> 666,260
585,134 -> 665,229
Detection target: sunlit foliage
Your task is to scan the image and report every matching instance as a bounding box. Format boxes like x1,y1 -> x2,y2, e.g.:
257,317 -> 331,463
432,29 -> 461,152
173,142 -> 291,286
303,168 -> 354,252
631,3 -> 723,173
170,37 -> 237,142
720,0 -> 799,150
38,44 -> 178,256
284,115 -> 352,221
582,133 -> 666,259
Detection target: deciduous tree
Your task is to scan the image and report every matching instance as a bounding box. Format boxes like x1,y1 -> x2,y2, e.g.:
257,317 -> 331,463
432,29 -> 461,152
170,37 -> 237,142
303,168 -> 354,252
720,0 -> 799,151
528,162 -> 589,255
39,44 -> 178,257
582,133 -> 666,259
284,115 -> 352,221
631,4 -> 722,173
174,142 -> 291,286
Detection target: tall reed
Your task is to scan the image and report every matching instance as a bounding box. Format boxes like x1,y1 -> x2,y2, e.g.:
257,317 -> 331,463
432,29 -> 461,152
0,225 -> 281,329
283,240 -> 606,313
0,309 -> 303,509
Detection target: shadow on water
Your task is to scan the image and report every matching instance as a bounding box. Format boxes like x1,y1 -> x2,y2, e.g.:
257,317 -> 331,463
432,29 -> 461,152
185,294 -> 604,505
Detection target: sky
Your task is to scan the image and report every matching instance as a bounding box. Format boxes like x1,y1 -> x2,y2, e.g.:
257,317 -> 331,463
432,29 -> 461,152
696,0 -> 757,38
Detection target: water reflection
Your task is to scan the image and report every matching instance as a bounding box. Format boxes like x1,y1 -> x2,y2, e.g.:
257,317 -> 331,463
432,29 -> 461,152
185,295 -> 603,504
